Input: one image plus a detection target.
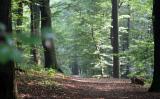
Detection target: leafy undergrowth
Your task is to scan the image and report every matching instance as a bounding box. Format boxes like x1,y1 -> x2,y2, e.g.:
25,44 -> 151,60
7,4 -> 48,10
17,70 -> 160,99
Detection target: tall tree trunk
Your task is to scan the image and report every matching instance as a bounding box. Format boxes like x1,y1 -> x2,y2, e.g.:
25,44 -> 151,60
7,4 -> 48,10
111,0 -> 120,78
124,4 -> 130,77
40,0 -> 59,70
149,0 -> 160,92
16,1 -> 23,49
0,0 -> 16,98
30,0 -> 41,65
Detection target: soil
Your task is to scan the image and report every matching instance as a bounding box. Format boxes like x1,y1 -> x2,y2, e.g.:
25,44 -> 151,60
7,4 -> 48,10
17,73 -> 160,99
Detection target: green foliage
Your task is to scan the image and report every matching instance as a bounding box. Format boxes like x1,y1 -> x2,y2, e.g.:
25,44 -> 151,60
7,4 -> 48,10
0,44 -> 21,63
49,0 -> 154,78
9,0 -> 153,81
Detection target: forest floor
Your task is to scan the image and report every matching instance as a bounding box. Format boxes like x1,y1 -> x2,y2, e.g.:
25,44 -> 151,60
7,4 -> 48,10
17,71 -> 160,99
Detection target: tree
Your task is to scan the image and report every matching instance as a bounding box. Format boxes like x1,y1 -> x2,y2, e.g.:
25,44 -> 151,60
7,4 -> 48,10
149,0 -> 160,92
125,4 -> 130,76
121,4 -> 130,77
30,0 -> 41,65
40,0 -> 62,72
16,0 -> 23,49
0,0 -> 16,98
111,0 -> 120,78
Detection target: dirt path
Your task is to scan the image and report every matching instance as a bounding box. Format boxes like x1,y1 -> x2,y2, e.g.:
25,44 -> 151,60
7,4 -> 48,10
18,74 -> 160,99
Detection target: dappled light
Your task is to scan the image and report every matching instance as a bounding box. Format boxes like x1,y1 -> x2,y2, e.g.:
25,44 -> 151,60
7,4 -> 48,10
17,72 -> 160,99
0,0 -> 160,98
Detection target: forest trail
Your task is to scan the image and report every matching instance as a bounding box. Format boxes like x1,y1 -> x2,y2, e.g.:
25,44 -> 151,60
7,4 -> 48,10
18,73 -> 160,99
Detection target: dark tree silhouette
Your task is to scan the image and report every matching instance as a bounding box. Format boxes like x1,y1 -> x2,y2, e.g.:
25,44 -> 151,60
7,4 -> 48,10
40,0 -> 63,73
16,1 -> 23,49
30,0 -> 41,65
111,0 -> 120,78
0,0 -> 16,98
149,0 -> 160,92
40,0 -> 58,68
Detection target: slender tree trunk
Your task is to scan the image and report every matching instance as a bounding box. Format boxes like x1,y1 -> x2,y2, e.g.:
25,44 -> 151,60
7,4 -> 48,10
30,0 -> 41,65
111,0 -> 120,78
124,4 -> 130,77
40,0 -> 59,70
72,57 -> 79,75
16,1 -> 23,49
0,0 -> 16,98
149,0 -> 160,92
124,5 -> 130,51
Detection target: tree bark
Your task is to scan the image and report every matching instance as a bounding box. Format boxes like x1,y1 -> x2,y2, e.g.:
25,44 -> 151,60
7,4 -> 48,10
111,0 -> 120,78
0,0 -> 16,98
16,1 -> 23,49
149,0 -> 160,92
40,0 -> 59,70
30,0 -> 41,65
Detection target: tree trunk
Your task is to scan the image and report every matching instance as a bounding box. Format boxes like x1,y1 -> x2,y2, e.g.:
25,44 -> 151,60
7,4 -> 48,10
16,1 -> 23,49
72,57 -> 79,75
124,4 -> 130,77
30,0 -> 41,65
111,0 -> 120,78
0,0 -> 16,98
40,0 -> 59,70
149,0 -> 160,92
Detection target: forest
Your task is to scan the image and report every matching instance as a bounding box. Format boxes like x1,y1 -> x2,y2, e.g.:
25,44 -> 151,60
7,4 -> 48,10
0,0 -> 160,99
